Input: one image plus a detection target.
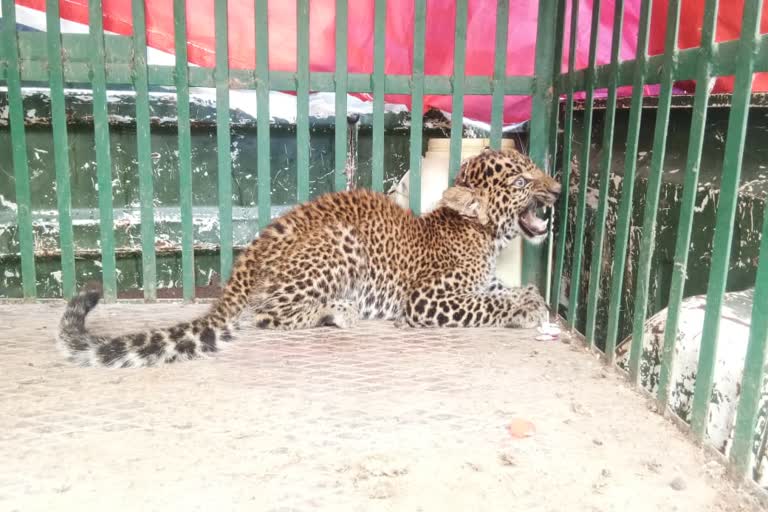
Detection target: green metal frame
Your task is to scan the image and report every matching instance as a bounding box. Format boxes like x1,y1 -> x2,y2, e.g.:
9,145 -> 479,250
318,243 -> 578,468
546,0 -> 768,482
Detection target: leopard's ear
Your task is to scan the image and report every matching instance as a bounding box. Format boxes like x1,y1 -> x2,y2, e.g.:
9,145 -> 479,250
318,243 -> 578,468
438,186 -> 489,225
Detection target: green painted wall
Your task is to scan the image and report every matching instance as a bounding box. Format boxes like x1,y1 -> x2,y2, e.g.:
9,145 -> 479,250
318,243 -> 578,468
0,89 -> 515,299
557,101 -> 768,350
0,89 -> 415,298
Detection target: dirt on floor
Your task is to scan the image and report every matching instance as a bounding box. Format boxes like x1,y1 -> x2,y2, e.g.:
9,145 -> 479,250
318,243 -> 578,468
0,301 -> 765,512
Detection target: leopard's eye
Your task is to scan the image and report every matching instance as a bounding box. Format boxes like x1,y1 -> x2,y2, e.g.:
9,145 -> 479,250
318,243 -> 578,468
513,177 -> 526,188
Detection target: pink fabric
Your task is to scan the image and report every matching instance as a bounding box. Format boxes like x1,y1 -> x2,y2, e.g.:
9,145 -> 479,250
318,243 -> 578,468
16,0 -> 768,123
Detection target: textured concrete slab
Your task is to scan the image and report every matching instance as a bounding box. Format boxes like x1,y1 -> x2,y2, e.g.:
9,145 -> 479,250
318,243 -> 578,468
0,302 -> 762,511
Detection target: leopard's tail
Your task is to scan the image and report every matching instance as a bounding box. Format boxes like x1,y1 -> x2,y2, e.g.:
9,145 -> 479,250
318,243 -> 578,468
56,287 -> 247,368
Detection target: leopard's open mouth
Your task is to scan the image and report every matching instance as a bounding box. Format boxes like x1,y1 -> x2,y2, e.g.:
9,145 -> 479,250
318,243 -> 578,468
518,201 -> 549,239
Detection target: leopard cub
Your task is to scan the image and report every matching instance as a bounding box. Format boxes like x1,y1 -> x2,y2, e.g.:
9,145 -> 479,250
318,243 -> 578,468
56,147 -> 561,367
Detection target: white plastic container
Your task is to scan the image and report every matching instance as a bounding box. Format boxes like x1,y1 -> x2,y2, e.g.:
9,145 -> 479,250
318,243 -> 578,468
388,138 -> 522,287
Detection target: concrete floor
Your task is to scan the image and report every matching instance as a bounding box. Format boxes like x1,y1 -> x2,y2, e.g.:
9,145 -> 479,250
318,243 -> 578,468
0,301 -> 764,512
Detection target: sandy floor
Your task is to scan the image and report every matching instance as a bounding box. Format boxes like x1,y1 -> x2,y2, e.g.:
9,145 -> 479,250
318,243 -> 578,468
0,302 -> 764,512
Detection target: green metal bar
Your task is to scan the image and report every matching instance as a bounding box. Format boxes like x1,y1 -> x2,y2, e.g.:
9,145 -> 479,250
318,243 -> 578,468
13,27 -> 768,93
489,0 -> 510,150
45,0 -> 76,299
524,0 -> 560,288
89,0 -> 118,302
690,0 -> 763,440
296,0 -> 310,202
544,0 -> 567,305
730,191 -> 768,476
256,0 -> 271,228
131,0 -> 157,302
334,0 -> 349,192
528,0 -> 559,172
656,0 -> 719,409
408,0 -> 426,215
5,31 -> 539,94
550,0 -> 580,316
2,0 -> 36,299
603,0 -> 652,363
215,0 -> 233,281
371,0 -> 386,193
584,0 -> 624,348
448,1 -> 468,181
566,0 -> 601,327
12,27 -> 768,92
563,34 -> 768,91
174,0 -> 195,302
628,0 -> 681,384
547,0 -> 567,160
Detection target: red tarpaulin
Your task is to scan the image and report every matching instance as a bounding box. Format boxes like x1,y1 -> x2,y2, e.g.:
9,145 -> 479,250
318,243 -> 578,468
15,0 -> 768,123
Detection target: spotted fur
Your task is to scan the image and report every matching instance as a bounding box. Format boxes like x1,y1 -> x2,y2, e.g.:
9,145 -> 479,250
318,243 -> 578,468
56,148 -> 561,367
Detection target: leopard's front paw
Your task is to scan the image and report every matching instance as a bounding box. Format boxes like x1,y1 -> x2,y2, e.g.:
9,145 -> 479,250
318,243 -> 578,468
509,287 -> 549,329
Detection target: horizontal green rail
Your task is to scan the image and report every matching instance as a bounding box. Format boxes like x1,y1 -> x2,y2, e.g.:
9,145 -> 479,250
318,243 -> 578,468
557,33 -> 768,90
2,1 -> 768,491
3,32 -> 533,94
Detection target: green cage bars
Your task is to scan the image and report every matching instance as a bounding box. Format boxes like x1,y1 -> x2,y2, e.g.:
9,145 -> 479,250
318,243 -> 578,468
551,0 -> 768,481
2,0 -> 768,483
0,0 -> 543,301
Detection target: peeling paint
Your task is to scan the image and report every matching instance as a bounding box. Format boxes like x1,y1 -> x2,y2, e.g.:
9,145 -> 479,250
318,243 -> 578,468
0,195 -> 18,213
556,106 -> 768,346
616,289 -> 768,489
